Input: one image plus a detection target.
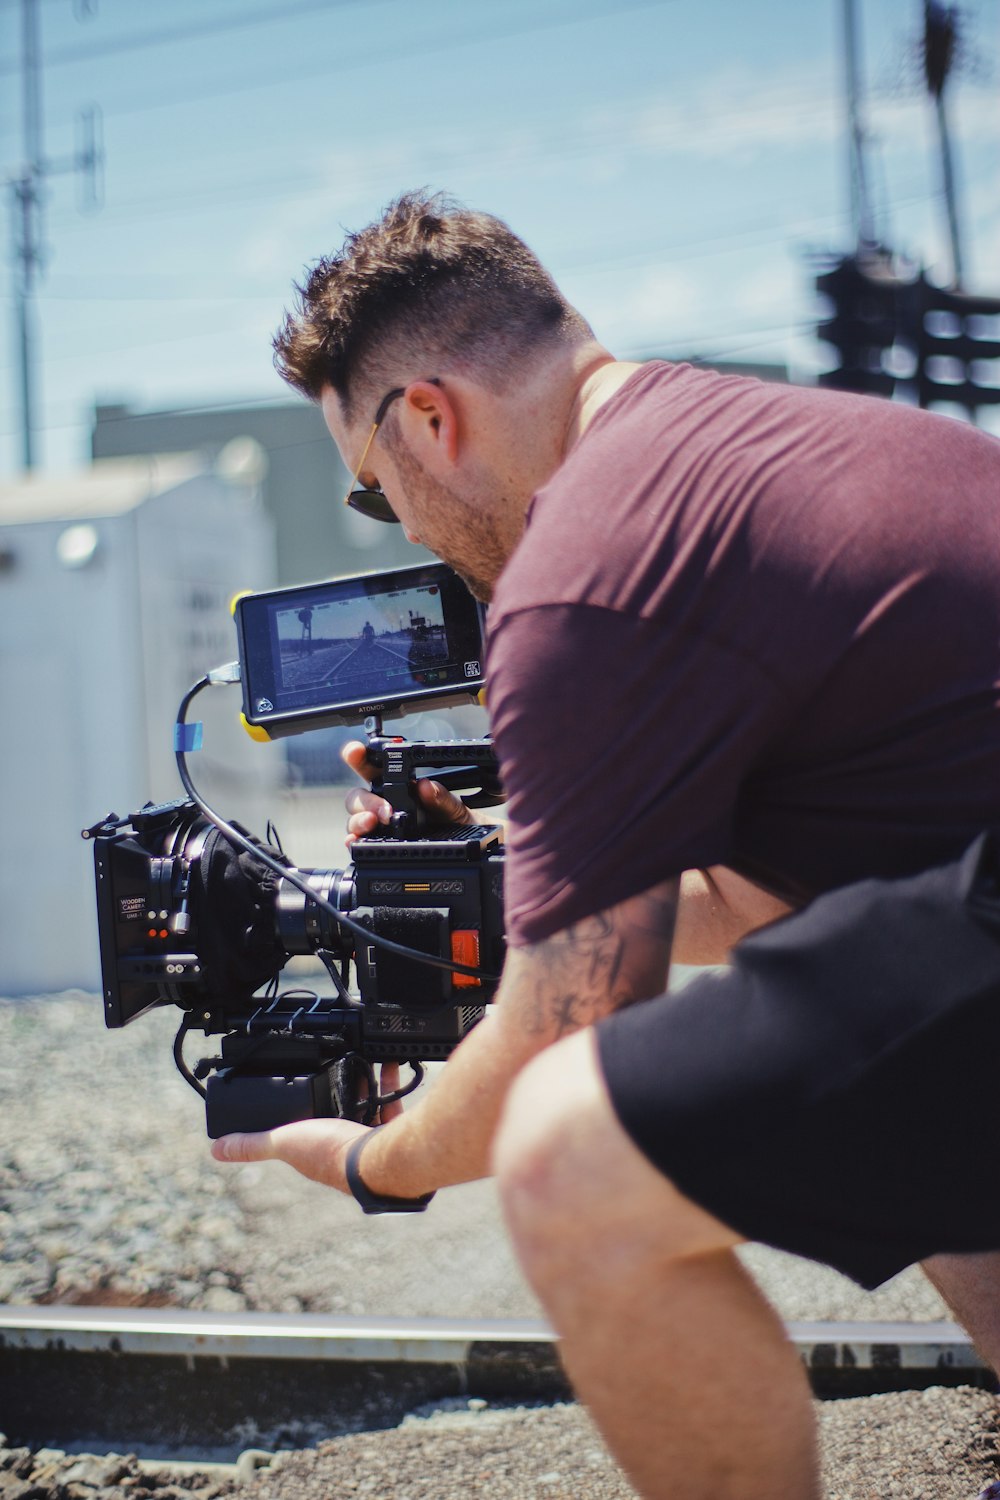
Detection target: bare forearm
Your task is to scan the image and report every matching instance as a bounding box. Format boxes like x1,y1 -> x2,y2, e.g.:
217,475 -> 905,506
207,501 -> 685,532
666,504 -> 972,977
212,868 -> 789,1202
359,879 -> 678,1197
358,1009 -> 531,1195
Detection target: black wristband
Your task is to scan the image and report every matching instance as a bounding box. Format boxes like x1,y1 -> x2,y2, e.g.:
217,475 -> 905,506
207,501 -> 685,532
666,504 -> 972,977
344,1127 -> 436,1215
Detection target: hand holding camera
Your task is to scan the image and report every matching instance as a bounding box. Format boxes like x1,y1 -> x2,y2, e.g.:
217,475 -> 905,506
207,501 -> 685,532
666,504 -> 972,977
341,738 -> 496,846
83,565 -> 506,1197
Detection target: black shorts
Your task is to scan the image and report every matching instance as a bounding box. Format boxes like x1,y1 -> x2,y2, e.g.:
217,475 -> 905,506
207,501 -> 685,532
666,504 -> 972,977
596,833 -> 1000,1290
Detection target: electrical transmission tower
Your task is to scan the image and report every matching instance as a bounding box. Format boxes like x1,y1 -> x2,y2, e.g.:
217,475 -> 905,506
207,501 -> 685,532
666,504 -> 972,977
6,0 -> 103,471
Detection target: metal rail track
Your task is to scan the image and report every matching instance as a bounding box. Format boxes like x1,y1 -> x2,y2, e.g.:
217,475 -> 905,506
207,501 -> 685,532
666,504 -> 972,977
1,1304 -> 987,1371
0,1306 -> 993,1460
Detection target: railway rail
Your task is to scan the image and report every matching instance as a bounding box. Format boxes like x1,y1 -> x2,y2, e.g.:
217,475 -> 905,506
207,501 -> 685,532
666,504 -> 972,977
0,1306 -> 993,1462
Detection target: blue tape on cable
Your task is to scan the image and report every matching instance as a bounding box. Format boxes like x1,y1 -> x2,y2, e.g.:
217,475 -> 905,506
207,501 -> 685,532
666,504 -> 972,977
174,722 -> 204,752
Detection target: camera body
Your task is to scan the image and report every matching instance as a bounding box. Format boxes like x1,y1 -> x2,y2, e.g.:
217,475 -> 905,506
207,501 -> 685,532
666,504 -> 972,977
89,739 -> 504,1137
85,563 -> 505,1138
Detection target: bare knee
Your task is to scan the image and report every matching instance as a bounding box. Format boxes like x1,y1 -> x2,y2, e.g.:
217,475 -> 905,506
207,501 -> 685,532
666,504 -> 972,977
493,1035 -> 600,1249
493,1030 -> 740,1286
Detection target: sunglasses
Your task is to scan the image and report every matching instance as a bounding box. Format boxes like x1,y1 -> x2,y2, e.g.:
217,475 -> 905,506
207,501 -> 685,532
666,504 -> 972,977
342,378 -> 441,525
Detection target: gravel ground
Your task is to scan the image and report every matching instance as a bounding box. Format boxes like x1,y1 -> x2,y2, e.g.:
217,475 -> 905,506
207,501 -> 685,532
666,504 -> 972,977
0,989 -> 951,1320
0,990 -> 533,1317
3,1388 -> 1000,1499
3,991 -> 997,1499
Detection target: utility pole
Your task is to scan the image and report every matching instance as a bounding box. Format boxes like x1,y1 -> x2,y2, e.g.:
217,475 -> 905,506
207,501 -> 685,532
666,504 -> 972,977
6,0 -> 102,472
10,0 -> 44,473
816,0 -> 998,419
842,0 -> 877,253
813,3 -> 899,399
922,0 -> 964,287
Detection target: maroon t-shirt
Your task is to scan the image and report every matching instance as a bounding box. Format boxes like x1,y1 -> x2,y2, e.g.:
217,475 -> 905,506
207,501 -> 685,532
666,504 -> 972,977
486,362 -> 1000,947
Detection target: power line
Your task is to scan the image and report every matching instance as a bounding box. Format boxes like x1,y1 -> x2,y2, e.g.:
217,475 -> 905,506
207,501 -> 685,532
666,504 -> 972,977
2,0 -> 676,123
27,217 -> 835,304
0,0 -> 396,77
0,320 -> 813,438
38,48 -> 980,236
6,208 -> 843,311
627,322 -> 814,361
58,95 -> 984,265
0,0 -> 82,10
35,83 -> 841,232
25,168 -> 969,310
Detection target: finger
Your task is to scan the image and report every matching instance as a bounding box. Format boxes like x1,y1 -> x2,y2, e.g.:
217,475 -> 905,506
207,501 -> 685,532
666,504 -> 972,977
414,778 -> 473,826
344,783 -> 392,847
214,1119 -> 366,1192
345,787 -> 392,824
341,739 -> 378,784
211,1130 -> 277,1164
346,809 -> 379,844
378,1061 -> 404,1124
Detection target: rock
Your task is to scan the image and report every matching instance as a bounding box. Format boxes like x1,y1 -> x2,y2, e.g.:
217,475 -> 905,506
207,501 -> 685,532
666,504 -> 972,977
61,1453 -> 134,1487
0,1452 -> 32,1479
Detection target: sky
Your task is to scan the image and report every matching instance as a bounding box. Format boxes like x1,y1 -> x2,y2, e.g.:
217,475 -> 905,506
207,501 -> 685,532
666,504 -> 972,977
1,0 -> 998,477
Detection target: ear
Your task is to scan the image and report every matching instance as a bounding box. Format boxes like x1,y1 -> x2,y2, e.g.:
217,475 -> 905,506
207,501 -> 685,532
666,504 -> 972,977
400,380 -> 459,467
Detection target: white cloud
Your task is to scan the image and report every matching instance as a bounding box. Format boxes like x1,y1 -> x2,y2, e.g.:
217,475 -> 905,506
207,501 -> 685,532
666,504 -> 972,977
632,67 -> 842,161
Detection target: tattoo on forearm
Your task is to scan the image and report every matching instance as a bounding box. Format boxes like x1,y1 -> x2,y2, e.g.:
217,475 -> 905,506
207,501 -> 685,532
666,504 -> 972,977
517,884 -> 677,1040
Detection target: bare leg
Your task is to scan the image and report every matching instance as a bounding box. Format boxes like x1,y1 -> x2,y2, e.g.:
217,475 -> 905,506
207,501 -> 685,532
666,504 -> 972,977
922,1252 -> 1000,1373
493,1030 -> 820,1500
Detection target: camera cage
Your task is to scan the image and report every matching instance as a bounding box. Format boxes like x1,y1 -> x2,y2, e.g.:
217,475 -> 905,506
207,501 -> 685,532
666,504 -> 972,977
84,666 -> 506,1139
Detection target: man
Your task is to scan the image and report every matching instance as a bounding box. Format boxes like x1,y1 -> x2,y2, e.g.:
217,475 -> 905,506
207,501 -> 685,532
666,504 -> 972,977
213,191 -> 1000,1500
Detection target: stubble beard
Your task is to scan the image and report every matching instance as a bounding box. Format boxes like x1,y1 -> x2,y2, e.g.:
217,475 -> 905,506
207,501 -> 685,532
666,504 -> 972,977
392,449 -> 517,603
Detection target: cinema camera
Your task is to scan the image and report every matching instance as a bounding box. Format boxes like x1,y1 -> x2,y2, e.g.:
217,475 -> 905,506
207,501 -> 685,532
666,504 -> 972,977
83,562 -> 505,1145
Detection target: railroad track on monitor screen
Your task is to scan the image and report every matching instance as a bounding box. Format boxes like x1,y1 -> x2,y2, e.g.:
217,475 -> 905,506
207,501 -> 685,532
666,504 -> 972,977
0,1306 -> 993,1460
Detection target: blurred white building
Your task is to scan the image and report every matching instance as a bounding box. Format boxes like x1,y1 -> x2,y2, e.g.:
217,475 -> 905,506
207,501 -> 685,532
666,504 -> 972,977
0,451 -> 277,995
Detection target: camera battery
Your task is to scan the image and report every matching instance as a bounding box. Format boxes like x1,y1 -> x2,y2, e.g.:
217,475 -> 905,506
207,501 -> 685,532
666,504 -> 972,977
205,1069 -> 334,1139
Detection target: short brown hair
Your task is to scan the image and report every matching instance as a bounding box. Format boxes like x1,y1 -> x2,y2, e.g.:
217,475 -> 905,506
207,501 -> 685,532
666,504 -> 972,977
273,190 -> 591,415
